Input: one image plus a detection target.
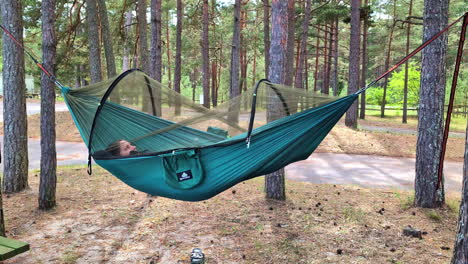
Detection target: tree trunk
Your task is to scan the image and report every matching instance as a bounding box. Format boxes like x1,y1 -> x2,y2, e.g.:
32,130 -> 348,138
38,0 -> 57,210
174,0 -> 183,115
150,0 -> 162,82
86,0 -> 102,83
284,0 -> 295,87
403,0 -> 414,124
381,2 -> 396,118
451,121 -> 468,263
265,0 -> 289,201
313,26 -> 320,92
323,23 -> 331,95
122,11 -> 132,71
97,0 -> 116,78
0,182 -> 4,236
345,0 -> 360,129
150,0 -> 162,116
165,10 -> 172,92
414,0 -> 448,208
137,0 -> 149,73
201,0 -> 211,108
359,1 -> 369,119
263,0 -> 270,78
331,18 -> 339,96
1,0 -> 28,193
294,0 -> 311,90
228,0 -> 241,122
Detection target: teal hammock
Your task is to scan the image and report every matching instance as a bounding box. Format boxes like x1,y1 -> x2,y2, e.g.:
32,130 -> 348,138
61,69 -> 358,201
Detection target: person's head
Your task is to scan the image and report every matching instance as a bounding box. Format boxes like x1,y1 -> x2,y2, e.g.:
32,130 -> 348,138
106,140 -> 136,156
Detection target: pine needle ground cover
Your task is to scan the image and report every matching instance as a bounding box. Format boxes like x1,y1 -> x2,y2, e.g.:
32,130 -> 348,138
5,166 -> 460,264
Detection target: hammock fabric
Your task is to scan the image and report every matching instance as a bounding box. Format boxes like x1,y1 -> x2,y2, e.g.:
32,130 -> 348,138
62,69 -> 354,201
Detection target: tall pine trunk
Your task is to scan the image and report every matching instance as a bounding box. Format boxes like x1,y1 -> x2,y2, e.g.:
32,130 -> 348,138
86,0 -> 102,83
359,2 -> 369,119
137,0 -> 149,73
174,0 -> 183,115
381,2 -> 396,118
263,0 -> 270,78
39,0 -> 57,210
331,18 -> 339,96
414,0 -> 448,208
284,0 -> 295,86
150,0 -> 162,116
122,11 -> 133,71
403,0 -> 414,124
345,0 -> 360,129
228,0 -> 241,122
265,0 -> 290,201
451,120 -> 468,263
1,0 -> 28,193
294,0 -> 311,90
98,0 -> 116,78
201,0 -> 211,108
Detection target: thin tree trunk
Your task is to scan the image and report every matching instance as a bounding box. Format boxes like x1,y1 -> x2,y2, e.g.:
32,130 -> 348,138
414,0 -> 448,208
150,0 -> 162,116
166,10 -> 172,91
381,2 -> 396,118
359,1 -> 369,119
39,0 -> 57,210
174,0 -> 183,115
201,0 -> 211,108
1,0 -> 29,193
228,0 -> 241,122
122,11 -> 132,71
150,0 -> 162,82
451,121 -> 468,263
313,26 -> 320,92
294,0 -> 311,90
403,0 -> 414,123
331,18 -> 339,96
265,0 -> 289,201
284,0 -> 295,86
97,0 -> 116,78
345,0 -> 360,129
323,23 -> 332,95
263,0 -> 270,78
137,0 -> 149,73
86,0 -> 102,83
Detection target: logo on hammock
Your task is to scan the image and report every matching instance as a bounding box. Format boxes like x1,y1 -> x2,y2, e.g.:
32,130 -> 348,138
177,170 -> 193,182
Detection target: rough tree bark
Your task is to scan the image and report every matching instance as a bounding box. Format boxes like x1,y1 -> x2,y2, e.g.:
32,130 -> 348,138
1,0 -> 29,193
403,0 -> 414,123
97,0 -> 116,78
201,0 -> 211,108
265,0 -> 290,200
122,11 -> 133,71
39,0 -> 57,210
174,0 -> 183,114
284,0 -> 295,86
150,0 -> 162,116
294,0 -> 311,90
137,0 -> 149,73
86,0 -> 102,83
414,0 -> 448,208
263,0 -> 270,78
331,18 -> 339,96
345,0 -> 360,129
451,121 -> 468,263
359,1 -> 369,119
228,0 -> 241,122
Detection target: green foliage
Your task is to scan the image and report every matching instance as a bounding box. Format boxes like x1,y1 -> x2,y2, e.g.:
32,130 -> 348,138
366,63 -> 421,107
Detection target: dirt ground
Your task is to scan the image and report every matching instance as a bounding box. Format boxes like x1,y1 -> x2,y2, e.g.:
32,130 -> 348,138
5,167 -> 461,264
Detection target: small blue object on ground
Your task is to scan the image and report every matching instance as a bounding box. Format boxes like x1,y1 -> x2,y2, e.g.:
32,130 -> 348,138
190,248 -> 205,264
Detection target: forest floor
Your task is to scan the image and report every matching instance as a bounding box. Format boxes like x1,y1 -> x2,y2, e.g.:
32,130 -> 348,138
5,167 -> 461,264
2,107 -> 467,263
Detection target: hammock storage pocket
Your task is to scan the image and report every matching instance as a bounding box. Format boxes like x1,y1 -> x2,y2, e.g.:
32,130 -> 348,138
160,149 -> 204,189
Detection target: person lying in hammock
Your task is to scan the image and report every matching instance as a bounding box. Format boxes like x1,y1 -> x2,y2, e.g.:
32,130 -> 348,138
105,140 -> 142,156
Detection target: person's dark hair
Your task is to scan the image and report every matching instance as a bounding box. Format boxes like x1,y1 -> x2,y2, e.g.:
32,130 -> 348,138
106,140 -> 122,156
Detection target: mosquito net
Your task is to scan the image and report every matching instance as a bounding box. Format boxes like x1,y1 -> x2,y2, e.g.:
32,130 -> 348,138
62,69 -> 342,158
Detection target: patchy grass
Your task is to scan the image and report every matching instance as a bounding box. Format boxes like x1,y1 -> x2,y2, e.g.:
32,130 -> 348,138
4,166 -> 459,264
